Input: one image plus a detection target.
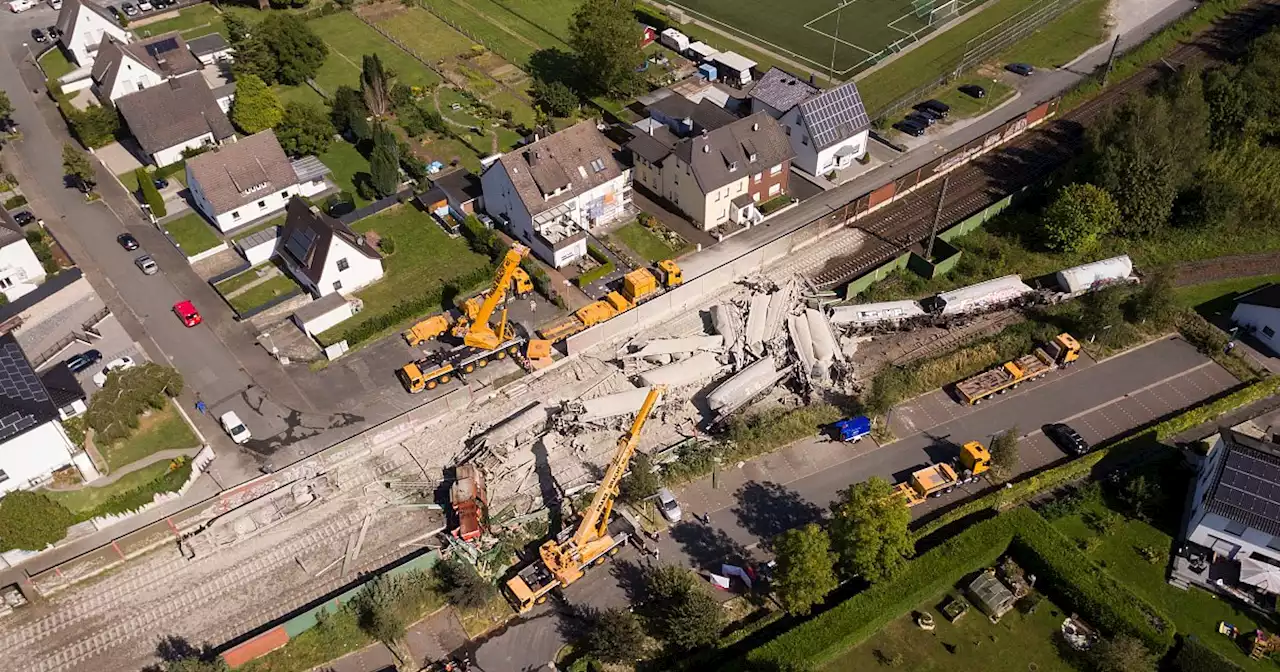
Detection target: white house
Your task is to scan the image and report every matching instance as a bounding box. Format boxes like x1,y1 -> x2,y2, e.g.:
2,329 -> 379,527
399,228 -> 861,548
186,131 -> 329,232
54,0 -> 129,67
750,67 -> 871,176
291,292 -> 361,337
1184,424 -> 1280,594
0,212 -> 46,302
480,122 -> 632,268
116,74 -> 235,168
277,197 -> 384,298
90,32 -> 202,103
1231,284 -> 1280,356
0,335 -> 96,496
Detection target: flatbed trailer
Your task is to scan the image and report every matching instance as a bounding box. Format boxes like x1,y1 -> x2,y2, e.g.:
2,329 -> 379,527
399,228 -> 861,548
894,441 -> 990,506
954,334 -> 1081,405
398,336 -> 526,393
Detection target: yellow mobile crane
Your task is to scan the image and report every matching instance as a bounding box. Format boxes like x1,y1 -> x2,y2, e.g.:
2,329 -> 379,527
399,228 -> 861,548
505,386 -> 666,613
397,244 -> 531,393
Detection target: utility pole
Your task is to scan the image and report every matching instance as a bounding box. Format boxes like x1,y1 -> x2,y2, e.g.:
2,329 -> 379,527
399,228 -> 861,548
925,175 -> 950,260
1101,36 -> 1120,87
828,0 -> 844,82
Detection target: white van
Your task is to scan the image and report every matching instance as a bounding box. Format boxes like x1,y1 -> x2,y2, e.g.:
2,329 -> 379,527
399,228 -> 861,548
9,0 -> 36,13
48,0 -> 62,9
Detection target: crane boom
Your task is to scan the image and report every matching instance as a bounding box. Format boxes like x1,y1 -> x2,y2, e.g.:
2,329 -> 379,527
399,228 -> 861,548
573,385 -> 665,549
463,244 -> 529,350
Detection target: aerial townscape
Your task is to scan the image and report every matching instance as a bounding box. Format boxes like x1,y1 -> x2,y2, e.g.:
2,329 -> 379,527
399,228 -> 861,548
3,0 -> 1280,669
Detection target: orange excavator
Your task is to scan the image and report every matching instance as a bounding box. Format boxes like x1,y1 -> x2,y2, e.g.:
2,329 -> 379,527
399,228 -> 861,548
504,386 -> 666,613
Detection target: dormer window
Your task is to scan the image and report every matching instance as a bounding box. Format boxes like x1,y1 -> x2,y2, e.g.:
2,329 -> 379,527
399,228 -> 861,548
590,158 -> 606,173
728,161 -> 738,172
748,152 -> 757,162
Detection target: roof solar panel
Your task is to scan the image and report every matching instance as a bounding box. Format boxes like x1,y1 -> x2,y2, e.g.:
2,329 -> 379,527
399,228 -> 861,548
146,37 -> 180,57
284,227 -> 317,264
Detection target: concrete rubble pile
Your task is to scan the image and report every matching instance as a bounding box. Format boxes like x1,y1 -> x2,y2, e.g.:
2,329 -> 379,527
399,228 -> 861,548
624,335 -> 724,361
711,302 -> 745,366
744,292 -> 771,357
638,351 -> 725,387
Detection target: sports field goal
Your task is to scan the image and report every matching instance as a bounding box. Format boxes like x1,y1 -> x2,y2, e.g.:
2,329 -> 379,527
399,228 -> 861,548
911,0 -> 959,24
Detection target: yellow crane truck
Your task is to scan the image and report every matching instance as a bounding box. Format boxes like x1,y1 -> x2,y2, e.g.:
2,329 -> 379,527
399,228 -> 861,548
895,441 -> 990,506
505,386 -> 666,613
954,333 -> 1081,405
397,244 -> 531,393
402,267 -> 535,347
535,260 -> 684,344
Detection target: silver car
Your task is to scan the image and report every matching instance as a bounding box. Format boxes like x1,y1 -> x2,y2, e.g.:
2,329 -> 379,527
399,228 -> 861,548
657,487 -> 682,523
134,254 -> 158,275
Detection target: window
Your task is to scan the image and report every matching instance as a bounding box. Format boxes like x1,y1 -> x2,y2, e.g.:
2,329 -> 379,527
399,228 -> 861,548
784,126 -> 791,136
332,280 -> 343,291
258,200 -> 267,209
280,190 -> 289,198
0,469 -> 7,483
1265,325 -> 1277,338
801,136 -> 808,146
754,172 -> 762,183
1224,520 -> 1247,536
590,158 -> 606,173
1252,551 -> 1280,568
768,183 -> 781,197
336,258 -> 349,271
728,161 -> 738,172
232,211 -> 241,221
770,164 -> 782,176
0,277 -> 12,289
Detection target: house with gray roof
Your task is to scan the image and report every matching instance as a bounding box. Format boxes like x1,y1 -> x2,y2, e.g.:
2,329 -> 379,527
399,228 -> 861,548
0,211 -> 46,302
116,73 -> 235,168
277,198 -> 383,298
187,34 -> 234,65
627,111 -> 793,230
750,68 -> 870,177
185,130 -> 331,233
55,0 -> 129,66
480,122 -> 632,267
91,32 -> 201,102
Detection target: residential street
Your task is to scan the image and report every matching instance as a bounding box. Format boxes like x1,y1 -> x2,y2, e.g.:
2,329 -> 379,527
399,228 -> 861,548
473,337 -> 1241,672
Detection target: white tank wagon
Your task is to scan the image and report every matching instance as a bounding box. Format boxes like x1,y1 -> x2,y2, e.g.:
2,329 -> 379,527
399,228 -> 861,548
933,275 -> 1034,316
1055,255 -> 1135,294
829,300 -> 927,327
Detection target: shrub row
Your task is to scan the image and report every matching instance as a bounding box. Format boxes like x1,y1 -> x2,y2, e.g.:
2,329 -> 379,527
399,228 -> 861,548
745,507 -> 1172,670
575,251 -> 616,288
912,375 -> 1280,541
135,168 -> 167,218
80,459 -> 192,520
3,194 -> 27,210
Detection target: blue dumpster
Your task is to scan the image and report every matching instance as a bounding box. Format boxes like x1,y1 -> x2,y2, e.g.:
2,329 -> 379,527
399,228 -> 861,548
833,416 -> 871,442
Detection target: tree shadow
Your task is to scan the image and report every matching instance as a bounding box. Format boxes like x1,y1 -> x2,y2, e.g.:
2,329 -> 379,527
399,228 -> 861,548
528,48 -> 581,89
730,481 -> 821,548
142,635 -> 219,671
610,557 -> 648,604
669,520 -> 749,571
554,602 -> 599,644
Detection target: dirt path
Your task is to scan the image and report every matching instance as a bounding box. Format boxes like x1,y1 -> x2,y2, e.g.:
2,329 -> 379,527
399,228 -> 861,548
431,88 -> 500,154
1170,251 -> 1280,286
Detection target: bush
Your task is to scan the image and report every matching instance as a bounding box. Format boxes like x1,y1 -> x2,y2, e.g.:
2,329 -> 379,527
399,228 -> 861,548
136,168 -> 167,218
461,215 -> 501,260
433,557 -> 495,609
328,263 -> 494,346
0,490 -> 77,551
81,458 -> 192,519
84,363 -> 184,443
3,194 -> 27,209
1171,635 -> 1243,672
575,247 -> 616,287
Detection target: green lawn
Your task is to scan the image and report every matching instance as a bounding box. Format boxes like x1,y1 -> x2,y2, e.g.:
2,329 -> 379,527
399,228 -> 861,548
45,461 -> 174,515
276,83 -> 327,107
319,140 -> 372,206
316,204 -> 490,345
1052,496 -> 1274,671
214,262 -> 276,294
132,3 -> 226,39
117,162 -> 188,194
38,47 -> 76,81
998,0 -> 1110,68
823,592 -> 1074,672
97,405 -> 199,472
488,89 -> 537,129
228,275 -> 301,313
163,212 -> 222,257
423,0 -> 551,65
930,79 -> 1017,120
1176,274 -> 1280,316
612,221 -> 688,262
308,12 -> 442,94
374,6 -> 480,62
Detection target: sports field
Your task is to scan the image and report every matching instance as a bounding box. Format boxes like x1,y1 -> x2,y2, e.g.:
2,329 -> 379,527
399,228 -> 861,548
666,0 -> 983,76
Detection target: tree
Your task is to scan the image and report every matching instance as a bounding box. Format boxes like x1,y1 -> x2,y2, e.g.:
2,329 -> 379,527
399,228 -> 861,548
619,451 -> 662,503
231,74 -> 284,134
330,85 -> 368,137
1202,67 -> 1248,146
276,102 -> 335,156
581,607 -> 646,664
532,78 -> 579,117
570,0 -> 644,97
988,427 -> 1020,483
828,477 -> 912,582
67,104 -> 120,148
1090,635 -> 1158,672
257,14 -> 328,85
771,523 -> 837,615
229,35 -> 276,83
1078,285 -> 1128,342
433,557 -> 495,610
0,91 -> 13,121
1127,271 -> 1175,324
62,143 -> 95,191
641,564 -> 723,650
360,53 -> 394,120
1040,183 -> 1120,253
351,574 -> 406,645
223,13 -> 251,44
0,491 -> 77,551
136,167 -> 167,217
368,127 -> 401,197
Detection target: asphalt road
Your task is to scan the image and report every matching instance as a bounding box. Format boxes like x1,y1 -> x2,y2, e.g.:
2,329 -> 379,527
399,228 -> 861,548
473,337 -> 1240,672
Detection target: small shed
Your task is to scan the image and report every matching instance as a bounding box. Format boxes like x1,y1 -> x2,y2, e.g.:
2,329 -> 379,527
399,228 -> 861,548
292,293 -> 359,337
966,570 -> 1017,622
712,51 -> 756,85
698,63 -> 718,82
660,27 -> 690,52
236,226 -> 280,266
640,25 -> 657,47
187,34 -> 234,66
686,41 -> 720,62
1232,284 -> 1280,356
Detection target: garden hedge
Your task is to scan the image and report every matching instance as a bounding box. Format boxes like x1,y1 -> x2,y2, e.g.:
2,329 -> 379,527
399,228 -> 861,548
136,168 -> 167,218
744,508 -> 1172,670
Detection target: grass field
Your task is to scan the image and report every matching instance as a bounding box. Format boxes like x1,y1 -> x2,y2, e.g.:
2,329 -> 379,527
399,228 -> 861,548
317,205 -> 490,344
228,275 -> 302,313
163,212 -> 222,257
46,461 -> 173,515
822,591 -> 1073,672
308,13 -> 442,94
997,0 -> 1109,67
424,0 -> 567,65
97,405 -> 198,472
38,47 -> 76,81
318,141 -> 373,206
929,77 -> 1016,119
375,6 -> 482,62
1175,275 -> 1280,315
612,221 -> 690,262
132,3 -> 225,39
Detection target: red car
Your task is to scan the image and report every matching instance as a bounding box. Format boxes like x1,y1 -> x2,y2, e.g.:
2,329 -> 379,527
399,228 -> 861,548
173,300 -> 202,327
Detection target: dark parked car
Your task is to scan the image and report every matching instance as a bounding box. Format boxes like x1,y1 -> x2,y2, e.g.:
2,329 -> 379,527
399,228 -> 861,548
47,26 -> 61,40
117,233 -> 139,250
893,120 -> 925,137
31,28 -> 47,43
153,177 -> 169,190
122,2 -> 136,15
915,107 -> 944,122
959,84 -> 987,99
906,111 -> 936,127
1006,62 -> 1035,76
13,211 -> 36,226
1045,423 -> 1090,455
916,99 -> 950,117
65,349 -> 103,374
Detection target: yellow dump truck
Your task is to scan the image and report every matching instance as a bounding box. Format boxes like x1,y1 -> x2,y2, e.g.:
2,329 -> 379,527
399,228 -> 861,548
403,315 -> 452,347
954,333 -> 1081,405
895,441 -> 990,506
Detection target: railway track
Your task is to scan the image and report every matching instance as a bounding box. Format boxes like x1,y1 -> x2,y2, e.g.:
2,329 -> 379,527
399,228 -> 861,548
808,0 -> 1280,290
